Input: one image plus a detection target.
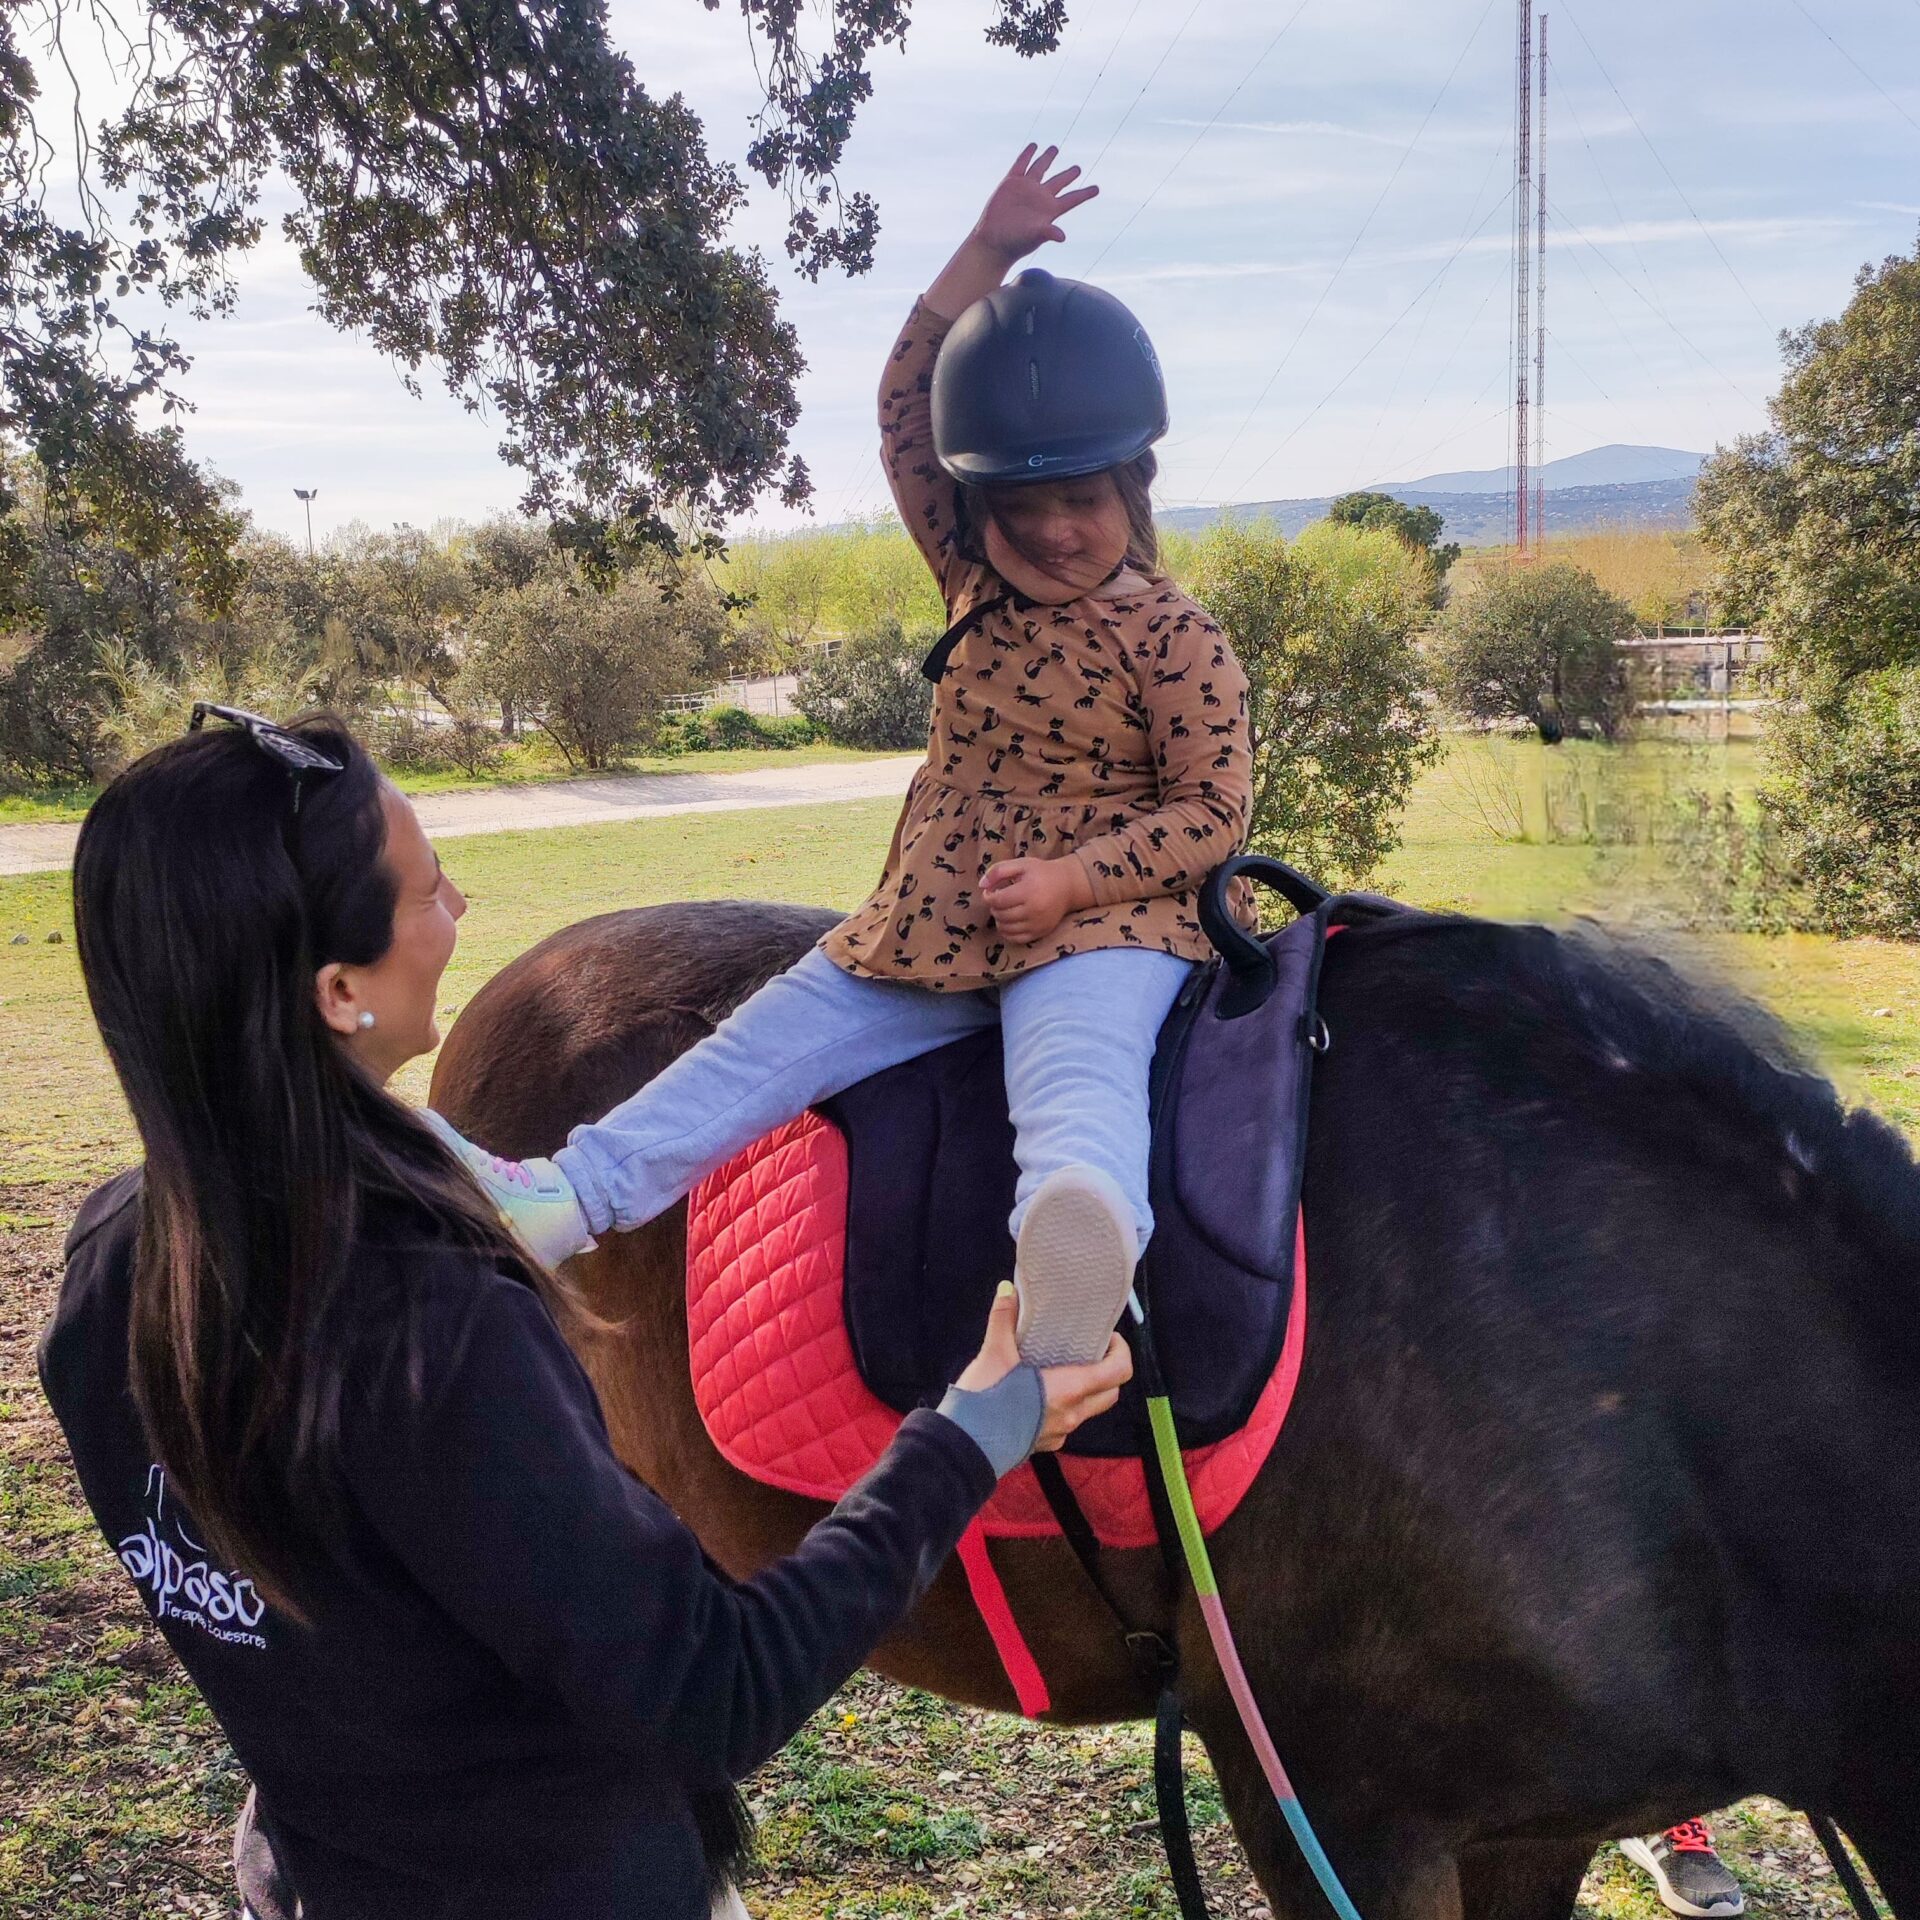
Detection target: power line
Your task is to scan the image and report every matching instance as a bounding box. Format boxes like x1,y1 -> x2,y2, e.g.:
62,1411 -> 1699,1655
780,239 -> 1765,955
1375,369 -> 1514,486
1547,189 -> 1761,412
1370,245 -> 1510,478
1544,325 -> 1615,404
1200,0 -> 1505,503
1783,0 -> 1920,137
1024,9 -> 1092,141
1537,211 -> 1688,414
1081,0 -> 1214,179
1085,0 -> 1316,273
1546,49 -> 1665,305
1351,133 -> 1513,480
1230,182 -> 1517,498
1060,0 -> 1154,146
1554,2 -> 1776,336
1537,42 -> 1754,434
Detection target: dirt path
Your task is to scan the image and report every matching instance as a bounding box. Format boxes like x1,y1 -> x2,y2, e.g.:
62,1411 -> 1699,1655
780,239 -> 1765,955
0,756 -> 920,876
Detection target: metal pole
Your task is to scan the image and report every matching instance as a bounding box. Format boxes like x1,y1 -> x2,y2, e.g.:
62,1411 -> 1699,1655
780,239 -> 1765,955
1534,13 -> 1547,555
1513,0 -> 1532,554
294,488 -> 318,558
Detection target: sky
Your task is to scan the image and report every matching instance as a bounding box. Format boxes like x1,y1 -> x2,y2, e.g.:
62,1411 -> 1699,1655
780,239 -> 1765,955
26,0 -> 1920,546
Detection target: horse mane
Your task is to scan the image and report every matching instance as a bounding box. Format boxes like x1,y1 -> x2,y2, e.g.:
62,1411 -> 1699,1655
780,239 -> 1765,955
1342,910 -> 1920,1288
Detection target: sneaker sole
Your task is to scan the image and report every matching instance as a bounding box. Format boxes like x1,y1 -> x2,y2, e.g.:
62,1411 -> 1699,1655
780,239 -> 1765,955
1014,1166 -> 1139,1368
1618,1839 -> 1746,1918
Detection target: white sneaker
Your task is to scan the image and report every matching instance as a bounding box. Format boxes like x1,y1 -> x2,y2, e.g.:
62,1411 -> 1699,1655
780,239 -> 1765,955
421,1110 -> 596,1269
1013,1164 -> 1139,1368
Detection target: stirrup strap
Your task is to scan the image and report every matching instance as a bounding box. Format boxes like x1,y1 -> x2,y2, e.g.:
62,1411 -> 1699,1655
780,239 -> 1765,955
1809,1813 -> 1892,1920
1028,1448 -> 1210,1920
1157,1683 -> 1214,1920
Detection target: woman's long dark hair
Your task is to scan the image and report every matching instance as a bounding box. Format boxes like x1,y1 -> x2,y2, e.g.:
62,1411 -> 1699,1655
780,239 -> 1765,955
72,716 -> 583,1618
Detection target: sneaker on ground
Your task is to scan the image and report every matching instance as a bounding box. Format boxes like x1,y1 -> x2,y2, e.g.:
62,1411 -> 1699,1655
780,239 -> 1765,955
421,1110 -> 596,1270
1013,1164 -> 1138,1369
1620,1821 -> 1746,1918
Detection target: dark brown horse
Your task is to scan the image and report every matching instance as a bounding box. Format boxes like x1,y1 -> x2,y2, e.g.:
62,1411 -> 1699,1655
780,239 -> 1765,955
430,898 -> 1920,1920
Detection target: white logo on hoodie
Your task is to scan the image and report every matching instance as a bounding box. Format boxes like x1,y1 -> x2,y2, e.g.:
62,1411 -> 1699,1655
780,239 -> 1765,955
118,1466 -> 269,1649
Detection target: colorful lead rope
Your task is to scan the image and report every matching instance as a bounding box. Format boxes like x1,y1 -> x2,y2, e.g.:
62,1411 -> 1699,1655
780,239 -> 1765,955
1143,1390 -> 1368,1920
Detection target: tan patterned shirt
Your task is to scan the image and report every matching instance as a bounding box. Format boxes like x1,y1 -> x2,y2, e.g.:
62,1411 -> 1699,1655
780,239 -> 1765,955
820,301 -> 1253,992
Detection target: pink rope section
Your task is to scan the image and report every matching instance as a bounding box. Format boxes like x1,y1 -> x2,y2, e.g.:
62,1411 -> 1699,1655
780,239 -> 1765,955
1197,1589 -> 1297,1802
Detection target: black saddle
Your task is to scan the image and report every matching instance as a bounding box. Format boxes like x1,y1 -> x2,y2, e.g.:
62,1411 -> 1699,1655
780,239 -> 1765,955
819,857 -> 1355,1457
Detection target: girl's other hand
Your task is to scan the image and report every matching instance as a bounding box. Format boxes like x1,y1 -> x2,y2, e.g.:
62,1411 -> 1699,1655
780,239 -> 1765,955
957,1284 -> 1132,1453
974,144 -> 1100,262
981,854 -> 1094,945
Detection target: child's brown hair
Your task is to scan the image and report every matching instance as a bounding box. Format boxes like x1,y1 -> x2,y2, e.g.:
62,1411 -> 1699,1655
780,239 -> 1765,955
956,450 -> 1160,576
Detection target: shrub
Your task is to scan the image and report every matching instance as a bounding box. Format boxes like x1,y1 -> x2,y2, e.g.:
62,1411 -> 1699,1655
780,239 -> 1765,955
360,701 -> 503,778
794,622 -> 934,750
85,633 -> 363,780
468,572 -> 707,769
649,710 -> 710,755
652,706 -> 816,754
703,704 -> 815,750
1433,561 -> 1638,743
1187,519 -> 1439,888
1697,239 -> 1920,935
1761,666 -> 1920,937
0,631 -> 106,784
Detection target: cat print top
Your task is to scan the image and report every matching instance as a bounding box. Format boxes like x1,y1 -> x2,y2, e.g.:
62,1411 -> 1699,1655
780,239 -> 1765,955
819,301 -> 1254,992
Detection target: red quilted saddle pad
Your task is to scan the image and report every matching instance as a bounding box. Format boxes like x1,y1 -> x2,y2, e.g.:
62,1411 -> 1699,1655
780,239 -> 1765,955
687,1110 -> 1306,1550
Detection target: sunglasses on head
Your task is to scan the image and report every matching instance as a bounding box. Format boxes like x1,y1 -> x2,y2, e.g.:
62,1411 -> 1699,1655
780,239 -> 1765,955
187,703 -> 344,811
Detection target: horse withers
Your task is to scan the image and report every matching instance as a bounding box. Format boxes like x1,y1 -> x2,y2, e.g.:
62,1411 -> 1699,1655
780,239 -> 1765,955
430,896 -> 1920,1920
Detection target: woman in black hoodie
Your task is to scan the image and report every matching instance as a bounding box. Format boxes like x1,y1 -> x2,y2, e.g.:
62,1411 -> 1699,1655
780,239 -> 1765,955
40,709 -> 1129,1919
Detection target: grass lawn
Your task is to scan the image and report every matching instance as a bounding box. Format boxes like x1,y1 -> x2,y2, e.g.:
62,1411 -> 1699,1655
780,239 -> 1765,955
0,740 -> 890,826
1,738 -> 1913,1916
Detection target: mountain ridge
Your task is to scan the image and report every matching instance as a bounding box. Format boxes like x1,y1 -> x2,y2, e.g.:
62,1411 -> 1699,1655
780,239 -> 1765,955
1158,445 -> 1705,544
1387,443 -> 1704,495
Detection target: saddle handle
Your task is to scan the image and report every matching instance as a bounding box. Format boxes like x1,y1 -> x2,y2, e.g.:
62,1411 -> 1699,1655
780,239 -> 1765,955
1198,855 -> 1331,1017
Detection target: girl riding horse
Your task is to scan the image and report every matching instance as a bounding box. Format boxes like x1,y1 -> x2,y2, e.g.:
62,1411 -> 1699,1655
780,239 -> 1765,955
436,145 -> 1255,1370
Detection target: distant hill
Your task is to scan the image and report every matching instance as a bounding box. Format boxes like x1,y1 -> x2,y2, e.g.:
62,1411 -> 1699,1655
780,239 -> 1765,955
1158,445 -> 1705,545
1394,444 -> 1704,495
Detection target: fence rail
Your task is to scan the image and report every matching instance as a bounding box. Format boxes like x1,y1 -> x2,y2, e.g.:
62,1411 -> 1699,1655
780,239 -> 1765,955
1622,631 -> 1769,739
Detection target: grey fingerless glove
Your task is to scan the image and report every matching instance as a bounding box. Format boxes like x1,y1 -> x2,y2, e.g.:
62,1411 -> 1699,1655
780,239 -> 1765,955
935,1364 -> 1046,1480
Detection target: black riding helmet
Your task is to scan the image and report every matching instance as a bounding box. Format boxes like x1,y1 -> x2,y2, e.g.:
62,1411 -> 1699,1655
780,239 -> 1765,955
930,268 -> 1168,486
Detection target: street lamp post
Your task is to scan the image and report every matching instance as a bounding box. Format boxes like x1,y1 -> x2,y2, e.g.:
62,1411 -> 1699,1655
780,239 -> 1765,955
293,488 -> 318,558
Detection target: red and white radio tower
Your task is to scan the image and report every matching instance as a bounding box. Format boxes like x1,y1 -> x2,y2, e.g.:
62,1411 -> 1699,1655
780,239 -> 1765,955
1513,0 -> 1531,553
1513,3 -> 1548,554
1535,12 -> 1548,552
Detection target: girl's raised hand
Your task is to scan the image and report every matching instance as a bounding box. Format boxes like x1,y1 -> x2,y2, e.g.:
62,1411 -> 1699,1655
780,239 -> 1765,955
973,144 -> 1100,262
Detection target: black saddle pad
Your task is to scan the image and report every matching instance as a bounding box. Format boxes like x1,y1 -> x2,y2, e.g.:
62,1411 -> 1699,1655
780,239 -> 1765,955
818,905 -> 1333,1457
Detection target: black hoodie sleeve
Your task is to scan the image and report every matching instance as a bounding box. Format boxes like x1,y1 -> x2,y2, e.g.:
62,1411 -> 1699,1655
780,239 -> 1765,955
339,1264 -> 994,1788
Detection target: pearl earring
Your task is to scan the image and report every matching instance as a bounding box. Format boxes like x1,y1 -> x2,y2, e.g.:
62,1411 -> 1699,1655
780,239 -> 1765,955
357,1011 -> 376,1031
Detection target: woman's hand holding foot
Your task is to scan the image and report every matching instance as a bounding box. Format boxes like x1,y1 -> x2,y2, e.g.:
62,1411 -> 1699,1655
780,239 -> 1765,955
938,1282 -> 1133,1477
421,1110 -> 596,1269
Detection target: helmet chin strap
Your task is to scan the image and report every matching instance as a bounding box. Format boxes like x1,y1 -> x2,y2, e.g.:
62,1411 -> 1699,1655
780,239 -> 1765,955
920,558 -> 1132,685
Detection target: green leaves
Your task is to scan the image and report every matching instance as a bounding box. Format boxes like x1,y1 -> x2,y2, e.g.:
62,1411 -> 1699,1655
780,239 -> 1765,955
1433,561 -> 1637,746
1190,518 -> 1439,889
1697,239 -> 1920,688
1696,233 -> 1920,934
4,1 -> 1068,562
